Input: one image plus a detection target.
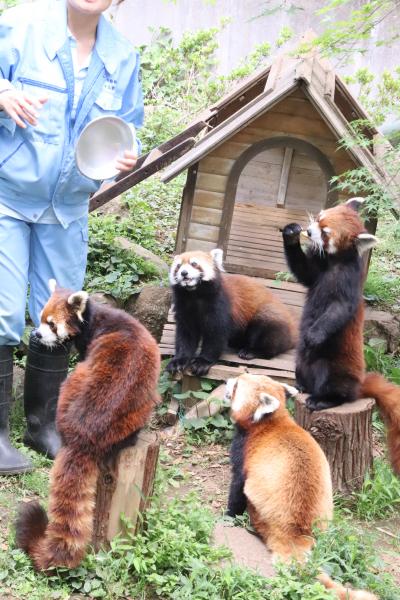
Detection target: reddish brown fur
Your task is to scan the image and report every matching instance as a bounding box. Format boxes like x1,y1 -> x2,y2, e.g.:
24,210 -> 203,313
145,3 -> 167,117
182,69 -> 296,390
222,273 -> 298,340
16,290 -> 160,571
318,205 -> 366,252
230,374 -> 377,599
362,373 -> 400,476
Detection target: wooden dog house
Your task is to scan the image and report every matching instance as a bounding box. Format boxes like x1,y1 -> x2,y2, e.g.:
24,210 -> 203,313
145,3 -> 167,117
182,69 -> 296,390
90,44 -> 388,386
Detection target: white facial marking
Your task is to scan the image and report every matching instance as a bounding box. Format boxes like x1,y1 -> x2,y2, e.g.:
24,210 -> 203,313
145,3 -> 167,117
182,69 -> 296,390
170,255 -> 216,287
327,237 -> 337,254
48,278 -> 57,293
322,227 -> 331,234
307,221 -> 324,249
210,248 -> 224,272
253,392 -> 280,422
56,321 -> 69,341
36,323 -> 58,347
281,383 -> 299,397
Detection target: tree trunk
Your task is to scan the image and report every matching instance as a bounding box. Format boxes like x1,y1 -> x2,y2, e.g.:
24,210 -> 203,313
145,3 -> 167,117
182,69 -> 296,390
92,431 -> 159,550
295,395 -> 375,494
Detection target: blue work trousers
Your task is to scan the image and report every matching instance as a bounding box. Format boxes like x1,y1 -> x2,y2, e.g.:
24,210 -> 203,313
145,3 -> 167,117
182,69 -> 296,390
0,214 -> 88,345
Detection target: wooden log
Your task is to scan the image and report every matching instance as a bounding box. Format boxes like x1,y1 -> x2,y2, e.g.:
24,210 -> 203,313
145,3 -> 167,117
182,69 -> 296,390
92,431 -> 159,550
294,395 -> 375,494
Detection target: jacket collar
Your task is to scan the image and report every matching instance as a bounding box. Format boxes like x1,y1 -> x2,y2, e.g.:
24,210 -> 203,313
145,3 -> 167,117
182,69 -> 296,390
43,0 -> 119,74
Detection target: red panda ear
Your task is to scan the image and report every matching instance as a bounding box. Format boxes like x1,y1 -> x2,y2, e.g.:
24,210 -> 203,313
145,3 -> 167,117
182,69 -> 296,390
253,392 -> 280,421
281,383 -> 299,399
345,197 -> 365,212
210,248 -> 224,271
67,291 -> 89,321
356,233 -> 378,254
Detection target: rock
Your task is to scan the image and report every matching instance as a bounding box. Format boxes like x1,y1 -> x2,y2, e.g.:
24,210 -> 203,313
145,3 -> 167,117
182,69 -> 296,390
213,523 -> 275,578
115,236 -> 169,275
90,291 -> 119,308
126,284 -> 171,342
185,384 -> 227,419
364,308 -> 400,353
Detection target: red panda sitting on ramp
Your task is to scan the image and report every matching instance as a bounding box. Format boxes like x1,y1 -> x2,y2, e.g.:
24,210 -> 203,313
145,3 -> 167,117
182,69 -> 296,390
227,372 -> 377,600
15,281 -> 160,571
167,248 -> 297,376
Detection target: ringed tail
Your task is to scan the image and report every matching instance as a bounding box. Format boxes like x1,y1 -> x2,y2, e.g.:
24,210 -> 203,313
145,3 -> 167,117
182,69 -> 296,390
362,372 -> 400,476
317,572 -> 378,599
15,446 -> 98,571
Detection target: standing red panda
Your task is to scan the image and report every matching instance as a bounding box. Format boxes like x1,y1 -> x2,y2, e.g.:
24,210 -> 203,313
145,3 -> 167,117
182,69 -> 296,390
282,198 -> 400,475
167,248 -> 297,376
227,373 -> 377,600
15,281 -> 160,571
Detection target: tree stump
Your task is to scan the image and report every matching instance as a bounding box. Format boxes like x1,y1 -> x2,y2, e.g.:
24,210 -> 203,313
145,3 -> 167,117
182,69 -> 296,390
295,395 -> 375,494
92,431 -> 159,550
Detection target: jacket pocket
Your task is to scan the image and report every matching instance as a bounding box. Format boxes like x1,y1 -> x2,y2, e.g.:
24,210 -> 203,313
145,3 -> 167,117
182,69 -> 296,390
18,78 -> 68,145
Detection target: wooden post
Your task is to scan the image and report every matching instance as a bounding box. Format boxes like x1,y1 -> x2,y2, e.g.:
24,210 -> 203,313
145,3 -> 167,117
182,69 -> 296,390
92,431 -> 159,550
295,395 -> 375,494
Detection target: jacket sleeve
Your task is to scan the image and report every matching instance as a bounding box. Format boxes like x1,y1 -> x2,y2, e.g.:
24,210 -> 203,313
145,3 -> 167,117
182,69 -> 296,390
117,51 -> 144,154
0,9 -> 19,134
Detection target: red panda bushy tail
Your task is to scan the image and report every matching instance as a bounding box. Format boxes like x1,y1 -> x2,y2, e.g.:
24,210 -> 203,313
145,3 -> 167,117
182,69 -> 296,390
317,572 -> 378,599
16,446 -> 99,571
361,372 -> 400,476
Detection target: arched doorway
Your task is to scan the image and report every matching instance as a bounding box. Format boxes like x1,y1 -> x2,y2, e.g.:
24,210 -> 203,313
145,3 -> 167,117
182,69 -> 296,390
219,137 -> 338,279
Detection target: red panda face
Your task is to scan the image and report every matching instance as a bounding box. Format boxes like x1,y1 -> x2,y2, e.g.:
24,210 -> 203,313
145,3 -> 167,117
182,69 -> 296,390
36,280 -> 89,347
169,249 -> 224,289
303,198 -> 377,255
226,373 -> 298,425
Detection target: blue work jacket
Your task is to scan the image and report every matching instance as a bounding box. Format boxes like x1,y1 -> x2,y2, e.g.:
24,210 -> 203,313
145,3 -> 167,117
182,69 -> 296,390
0,0 -> 144,227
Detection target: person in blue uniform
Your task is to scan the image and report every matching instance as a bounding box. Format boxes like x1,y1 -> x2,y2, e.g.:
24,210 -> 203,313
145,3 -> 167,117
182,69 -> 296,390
0,0 -> 144,474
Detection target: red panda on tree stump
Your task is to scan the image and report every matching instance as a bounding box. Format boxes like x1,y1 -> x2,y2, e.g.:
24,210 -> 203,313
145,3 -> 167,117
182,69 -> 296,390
15,281 -> 160,571
167,249 -> 297,376
227,372 -> 377,600
282,198 -> 400,476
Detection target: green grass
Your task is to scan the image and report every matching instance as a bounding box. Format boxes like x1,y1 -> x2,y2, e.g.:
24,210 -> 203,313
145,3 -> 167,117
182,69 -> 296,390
1,450 -> 398,600
336,459 -> 400,521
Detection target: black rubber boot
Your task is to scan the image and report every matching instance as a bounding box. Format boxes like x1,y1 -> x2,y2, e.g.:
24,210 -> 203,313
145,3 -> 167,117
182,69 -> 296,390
0,346 -> 32,474
23,333 -> 70,459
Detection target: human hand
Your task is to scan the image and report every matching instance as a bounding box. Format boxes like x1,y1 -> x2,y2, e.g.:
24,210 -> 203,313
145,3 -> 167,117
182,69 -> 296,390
0,89 -> 48,128
116,149 -> 137,173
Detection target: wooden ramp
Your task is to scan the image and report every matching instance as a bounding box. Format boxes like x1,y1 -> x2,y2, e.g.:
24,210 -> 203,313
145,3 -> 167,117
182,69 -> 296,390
159,277 -> 306,384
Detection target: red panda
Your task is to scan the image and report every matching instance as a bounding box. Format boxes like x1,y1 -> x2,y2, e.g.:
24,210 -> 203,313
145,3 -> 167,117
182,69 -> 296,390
167,248 -> 297,376
282,198 -> 400,476
15,281 -> 160,571
227,373 -> 378,600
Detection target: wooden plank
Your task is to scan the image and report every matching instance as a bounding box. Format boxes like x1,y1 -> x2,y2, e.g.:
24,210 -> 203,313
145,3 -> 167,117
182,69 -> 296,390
196,172 -> 227,194
191,206 -> 222,227
187,222 -> 220,243
90,137 -> 196,212
185,238 -> 217,252
198,156 -> 235,176
193,190 -> 224,210
277,147 -> 294,207
176,163 -> 198,253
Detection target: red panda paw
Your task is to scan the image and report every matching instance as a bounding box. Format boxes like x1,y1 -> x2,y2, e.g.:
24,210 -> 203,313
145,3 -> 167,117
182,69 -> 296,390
189,357 -> 213,376
282,223 -> 303,245
306,395 -> 343,411
238,349 -> 256,361
166,357 -> 191,375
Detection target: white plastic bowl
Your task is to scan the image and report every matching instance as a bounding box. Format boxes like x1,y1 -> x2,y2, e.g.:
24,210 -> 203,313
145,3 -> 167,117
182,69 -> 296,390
75,116 -> 136,180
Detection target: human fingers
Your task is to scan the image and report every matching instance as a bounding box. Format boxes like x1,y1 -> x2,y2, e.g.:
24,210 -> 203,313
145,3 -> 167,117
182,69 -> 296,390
115,156 -> 137,172
23,92 -> 48,109
7,106 -> 27,128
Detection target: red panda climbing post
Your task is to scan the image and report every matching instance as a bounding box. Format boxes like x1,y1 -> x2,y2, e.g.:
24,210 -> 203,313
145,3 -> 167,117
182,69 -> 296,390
15,283 -> 160,571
